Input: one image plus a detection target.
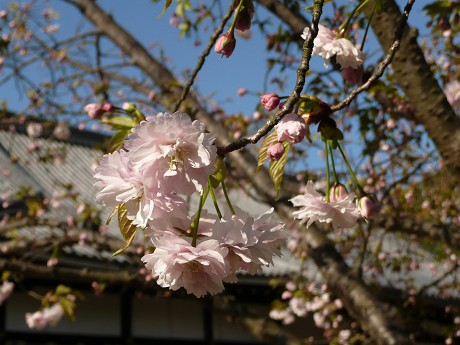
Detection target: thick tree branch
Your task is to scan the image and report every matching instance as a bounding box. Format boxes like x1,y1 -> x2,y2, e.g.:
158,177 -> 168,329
362,0 -> 460,182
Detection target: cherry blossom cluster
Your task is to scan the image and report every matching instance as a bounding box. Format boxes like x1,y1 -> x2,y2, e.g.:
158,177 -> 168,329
26,303 -> 65,329
291,181 -> 380,231
94,111 -> 287,297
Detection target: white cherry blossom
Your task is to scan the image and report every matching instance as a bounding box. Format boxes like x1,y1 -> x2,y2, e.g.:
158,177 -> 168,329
290,181 -> 360,231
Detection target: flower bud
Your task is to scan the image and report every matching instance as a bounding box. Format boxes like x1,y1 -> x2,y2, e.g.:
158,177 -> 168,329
329,183 -> 348,202
122,102 -> 136,112
84,103 -> 103,119
214,31 -> 236,58
358,194 -> 381,220
260,93 -> 280,111
341,66 -> 363,85
234,0 -> 254,32
267,141 -> 284,161
102,103 -> 114,112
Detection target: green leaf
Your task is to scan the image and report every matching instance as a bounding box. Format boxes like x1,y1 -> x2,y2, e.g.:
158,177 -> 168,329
268,141 -> 290,199
157,0 -> 173,17
113,203 -> 138,256
107,128 -> 130,153
58,296 -> 76,320
257,131 -> 278,172
55,284 -> 72,296
102,116 -> 136,129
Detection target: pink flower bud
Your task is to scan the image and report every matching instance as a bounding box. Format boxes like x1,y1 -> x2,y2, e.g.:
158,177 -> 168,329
358,194 -> 381,219
260,93 -> 280,111
237,87 -> 247,96
102,103 -> 114,112
341,66 -> 363,85
234,0 -> 254,32
267,141 -> 284,161
275,113 -> 307,144
84,103 -> 103,119
214,31 -> 236,58
329,183 -> 348,202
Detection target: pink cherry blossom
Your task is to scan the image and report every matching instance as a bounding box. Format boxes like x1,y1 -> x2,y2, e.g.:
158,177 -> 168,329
210,207 -> 286,280
275,113 -> 307,144
142,234 -> 230,297
25,303 -> 64,329
290,181 -> 360,231
303,25 -> 365,70
93,150 -> 187,228
94,150 -> 142,207
0,281 -> 14,305
124,112 -> 217,195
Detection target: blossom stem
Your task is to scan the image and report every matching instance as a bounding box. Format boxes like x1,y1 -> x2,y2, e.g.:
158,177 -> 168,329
190,189 -> 206,247
209,178 -> 223,219
338,0 -> 371,37
229,0 -> 245,32
222,180 -> 235,215
337,143 -> 364,194
328,141 -> 338,184
360,3 -> 377,50
324,140 -> 331,203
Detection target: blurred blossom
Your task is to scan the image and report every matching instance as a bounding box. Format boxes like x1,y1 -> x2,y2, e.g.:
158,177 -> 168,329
26,304 -> 64,329
26,122 -> 43,138
0,281 -> 14,305
444,80 -> 460,109
53,122 -> 71,140
237,87 -> 247,96
252,111 -> 262,120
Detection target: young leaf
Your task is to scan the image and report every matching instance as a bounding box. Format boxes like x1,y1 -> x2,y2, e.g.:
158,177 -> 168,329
107,128 -> 130,153
113,203 -> 138,256
268,141 -> 290,198
102,116 -> 136,129
55,284 -> 72,296
257,131 -> 278,172
157,0 -> 173,17
58,296 -> 76,320
106,205 -> 119,225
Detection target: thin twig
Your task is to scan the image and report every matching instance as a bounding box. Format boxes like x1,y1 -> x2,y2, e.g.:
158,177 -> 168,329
218,0 -> 325,156
418,263 -> 459,296
330,0 -> 415,112
172,3 -> 235,113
